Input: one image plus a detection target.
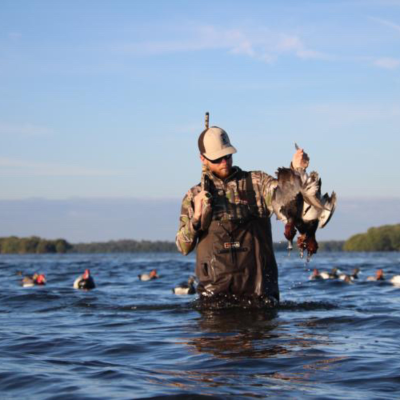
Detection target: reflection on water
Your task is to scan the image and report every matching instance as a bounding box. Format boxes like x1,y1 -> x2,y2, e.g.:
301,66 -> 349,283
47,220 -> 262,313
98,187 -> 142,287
188,308 -> 283,359
153,307 -> 347,396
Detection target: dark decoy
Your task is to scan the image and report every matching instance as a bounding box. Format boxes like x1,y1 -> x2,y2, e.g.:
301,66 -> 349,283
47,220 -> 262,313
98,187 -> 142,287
73,269 -> 96,290
172,276 -> 196,295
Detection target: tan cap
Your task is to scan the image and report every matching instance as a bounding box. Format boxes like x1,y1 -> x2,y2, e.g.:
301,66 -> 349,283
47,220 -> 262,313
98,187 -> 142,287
198,126 -> 237,160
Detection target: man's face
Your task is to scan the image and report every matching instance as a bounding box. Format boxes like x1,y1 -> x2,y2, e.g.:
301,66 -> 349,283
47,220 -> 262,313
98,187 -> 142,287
200,154 -> 233,179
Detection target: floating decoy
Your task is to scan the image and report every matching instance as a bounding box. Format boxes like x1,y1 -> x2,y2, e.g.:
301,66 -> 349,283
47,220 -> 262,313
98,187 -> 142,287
73,269 -> 96,290
366,269 -> 385,281
21,273 -> 46,287
138,269 -> 159,281
390,275 -> 400,286
339,268 -> 360,281
172,276 -> 196,295
309,268 -> 323,280
319,267 -> 339,280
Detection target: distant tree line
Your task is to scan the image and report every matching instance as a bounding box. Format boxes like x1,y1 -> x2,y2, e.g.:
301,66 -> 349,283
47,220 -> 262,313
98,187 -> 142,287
0,236 -> 72,254
0,236 -> 345,254
72,239 -> 177,253
344,224 -> 400,252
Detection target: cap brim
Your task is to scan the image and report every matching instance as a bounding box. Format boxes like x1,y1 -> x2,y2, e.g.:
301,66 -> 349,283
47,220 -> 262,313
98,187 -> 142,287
204,146 -> 237,161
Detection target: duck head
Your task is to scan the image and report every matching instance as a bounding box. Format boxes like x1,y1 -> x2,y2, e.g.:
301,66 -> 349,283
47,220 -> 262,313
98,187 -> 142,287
297,234 -> 307,258
312,268 -> 320,278
306,236 -> 319,261
35,274 -> 46,285
150,269 -> 158,279
376,269 -> 384,280
83,269 -> 91,280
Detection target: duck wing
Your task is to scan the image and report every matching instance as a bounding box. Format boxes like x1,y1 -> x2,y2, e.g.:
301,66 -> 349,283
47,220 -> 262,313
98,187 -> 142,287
318,191 -> 337,229
272,168 -> 304,222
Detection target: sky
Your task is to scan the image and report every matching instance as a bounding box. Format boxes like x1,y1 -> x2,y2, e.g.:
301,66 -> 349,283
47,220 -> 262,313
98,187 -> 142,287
0,0 -> 399,241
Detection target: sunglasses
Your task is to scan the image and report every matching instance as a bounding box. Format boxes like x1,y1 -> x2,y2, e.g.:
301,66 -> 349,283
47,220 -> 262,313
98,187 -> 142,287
205,154 -> 232,164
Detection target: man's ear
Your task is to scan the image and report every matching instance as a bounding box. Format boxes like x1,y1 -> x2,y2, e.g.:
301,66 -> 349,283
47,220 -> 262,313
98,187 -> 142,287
200,154 -> 207,165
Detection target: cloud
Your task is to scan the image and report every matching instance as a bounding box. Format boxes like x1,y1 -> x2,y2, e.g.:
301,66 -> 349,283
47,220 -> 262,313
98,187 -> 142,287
113,25 -> 329,64
0,157 -> 129,177
369,16 -> 400,33
302,103 -> 400,123
374,57 -> 400,69
8,32 -> 22,40
0,122 -> 54,137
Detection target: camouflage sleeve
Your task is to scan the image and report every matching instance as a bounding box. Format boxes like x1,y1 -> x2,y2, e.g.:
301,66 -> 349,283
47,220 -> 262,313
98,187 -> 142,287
175,185 -> 202,255
258,171 -> 278,215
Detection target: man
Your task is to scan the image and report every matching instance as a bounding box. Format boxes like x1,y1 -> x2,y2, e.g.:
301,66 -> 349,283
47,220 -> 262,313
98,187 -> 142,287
176,125 -> 308,304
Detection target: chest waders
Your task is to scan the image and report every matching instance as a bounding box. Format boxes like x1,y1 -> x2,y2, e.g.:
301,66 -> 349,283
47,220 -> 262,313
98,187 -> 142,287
196,174 -> 279,301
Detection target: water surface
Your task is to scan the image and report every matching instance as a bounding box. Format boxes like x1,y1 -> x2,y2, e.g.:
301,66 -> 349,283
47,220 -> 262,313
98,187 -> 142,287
1,252 -> 400,399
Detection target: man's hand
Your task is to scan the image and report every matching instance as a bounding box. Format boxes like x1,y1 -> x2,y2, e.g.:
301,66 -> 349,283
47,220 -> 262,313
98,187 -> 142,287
292,147 -> 310,170
193,190 -> 212,221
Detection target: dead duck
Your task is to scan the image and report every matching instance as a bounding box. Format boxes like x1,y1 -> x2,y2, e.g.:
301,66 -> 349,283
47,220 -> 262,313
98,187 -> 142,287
172,276 -> 196,295
272,147 -> 336,261
366,269 -> 385,281
21,273 -> 46,287
296,171 -> 337,260
138,269 -> 159,281
73,269 -> 96,290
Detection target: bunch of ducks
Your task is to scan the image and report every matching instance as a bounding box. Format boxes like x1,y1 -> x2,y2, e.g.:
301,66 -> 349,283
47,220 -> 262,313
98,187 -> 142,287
20,268 -> 197,295
272,144 -> 336,262
21,269 -> 96,290
137,269 -> 197,295
309,267 -> 400,286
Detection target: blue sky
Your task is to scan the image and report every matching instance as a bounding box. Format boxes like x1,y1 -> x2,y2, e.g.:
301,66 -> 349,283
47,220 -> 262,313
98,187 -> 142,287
0,1 -> 399,240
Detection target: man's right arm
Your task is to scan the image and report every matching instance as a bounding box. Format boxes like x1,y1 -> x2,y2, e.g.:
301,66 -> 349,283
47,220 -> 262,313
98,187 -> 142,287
175,187 -> 202,255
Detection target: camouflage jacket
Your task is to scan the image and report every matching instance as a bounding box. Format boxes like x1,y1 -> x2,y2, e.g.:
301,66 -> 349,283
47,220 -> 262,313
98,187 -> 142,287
176,166 -> 278,255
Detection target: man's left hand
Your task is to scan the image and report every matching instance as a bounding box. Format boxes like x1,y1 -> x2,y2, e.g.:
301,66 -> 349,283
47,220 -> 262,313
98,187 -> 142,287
292,147 -> 309,170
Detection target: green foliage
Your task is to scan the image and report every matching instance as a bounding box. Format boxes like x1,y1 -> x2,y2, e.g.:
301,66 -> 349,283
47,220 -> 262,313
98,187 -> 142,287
0,236 -> 345,254
71,239 -> 178,253
344,224 -> 400,252
0,236 -> 73,254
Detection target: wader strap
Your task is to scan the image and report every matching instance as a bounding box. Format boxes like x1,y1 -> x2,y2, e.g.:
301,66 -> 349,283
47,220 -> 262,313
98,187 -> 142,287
245,173 -> 259,216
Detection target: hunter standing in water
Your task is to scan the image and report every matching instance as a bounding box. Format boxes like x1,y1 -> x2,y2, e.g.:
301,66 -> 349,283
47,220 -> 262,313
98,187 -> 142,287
175,115 -> 309,304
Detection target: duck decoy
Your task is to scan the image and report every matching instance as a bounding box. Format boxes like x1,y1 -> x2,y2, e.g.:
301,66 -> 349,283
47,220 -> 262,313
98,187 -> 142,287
21,273 -> 46,287
138,269 -> 159,281
309,268 -> 323,280
390,275 -> 400,286
339,268 -> 360,281
73,269 -> 96,290
172,276 -> 196,295
366,269 -> 385,281
319,267 -> 339,280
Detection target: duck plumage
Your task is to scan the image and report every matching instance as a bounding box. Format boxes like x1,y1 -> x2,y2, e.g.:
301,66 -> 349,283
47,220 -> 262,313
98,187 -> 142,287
138,269 -> 159,281
366,269 -> 385,281
21,273 -> 46,287
73,269 -> 96,290
319,268 -> 339,280
172,276 -> 196,295
271,146 -> 336,260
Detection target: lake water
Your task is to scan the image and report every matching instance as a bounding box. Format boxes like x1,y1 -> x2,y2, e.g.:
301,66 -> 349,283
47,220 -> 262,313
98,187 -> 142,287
1,251 -> 400,399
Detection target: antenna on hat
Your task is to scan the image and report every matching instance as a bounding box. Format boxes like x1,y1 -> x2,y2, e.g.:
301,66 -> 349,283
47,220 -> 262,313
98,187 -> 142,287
205,112 -> 209,129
